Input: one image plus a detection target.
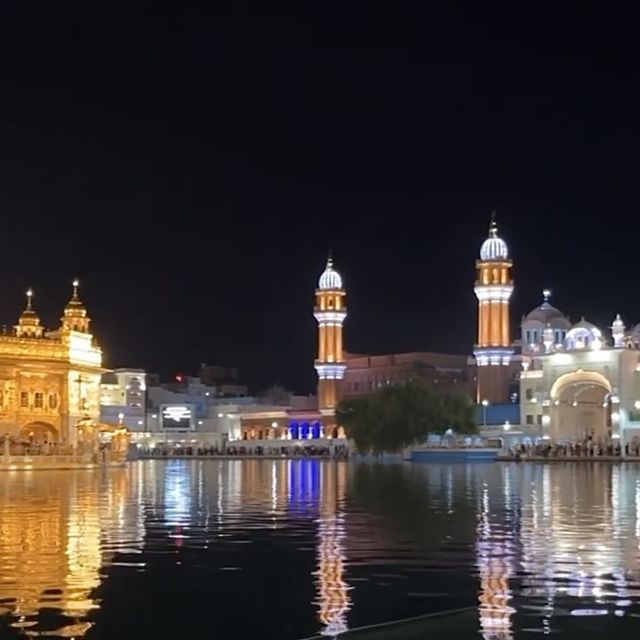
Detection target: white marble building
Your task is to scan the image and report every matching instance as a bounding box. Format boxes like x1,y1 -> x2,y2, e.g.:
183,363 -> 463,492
520,292 -> 640,446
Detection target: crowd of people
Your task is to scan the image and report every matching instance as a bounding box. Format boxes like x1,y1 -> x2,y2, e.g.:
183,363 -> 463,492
139,443 -> 350,459
505,439 -> 640,459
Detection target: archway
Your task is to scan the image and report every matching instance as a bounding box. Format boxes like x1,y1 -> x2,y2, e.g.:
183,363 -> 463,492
550,371 -> 611,443
19,421 -> 59,444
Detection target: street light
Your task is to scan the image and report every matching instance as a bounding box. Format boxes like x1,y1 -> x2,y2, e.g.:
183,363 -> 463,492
503,421 -> 511,432
481,399 -> 489,429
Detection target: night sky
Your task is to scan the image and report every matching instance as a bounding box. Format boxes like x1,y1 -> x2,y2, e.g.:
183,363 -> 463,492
0,3 -> 638,393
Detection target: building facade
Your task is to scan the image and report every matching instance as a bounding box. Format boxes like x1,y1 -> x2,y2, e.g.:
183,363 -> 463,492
520,302 -> 640,446
0,282 -> 105,445
100,368 -> 147,430
342,351 -> 475,398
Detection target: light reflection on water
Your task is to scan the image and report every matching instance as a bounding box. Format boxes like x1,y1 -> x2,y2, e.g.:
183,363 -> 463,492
0,461 -> 639,638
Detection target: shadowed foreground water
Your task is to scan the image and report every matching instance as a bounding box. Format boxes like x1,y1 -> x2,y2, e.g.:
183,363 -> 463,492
0,460 -> 639,638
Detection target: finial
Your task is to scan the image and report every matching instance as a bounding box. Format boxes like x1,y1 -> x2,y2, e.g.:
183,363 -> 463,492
543,289 -> 552,303
326,249 -> 333,268
26,289 -> 33,311
72,279 -> 79,300
489,211 -> 498,237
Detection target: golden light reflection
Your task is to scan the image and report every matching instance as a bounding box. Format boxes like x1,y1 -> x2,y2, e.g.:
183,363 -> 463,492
477,485 -> 515,639
314,462 -> 351,637
0,467 -> 144,635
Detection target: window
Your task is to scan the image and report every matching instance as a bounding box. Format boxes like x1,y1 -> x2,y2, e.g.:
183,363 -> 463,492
49,394 -> 58,409
525,388 -> 534,400
526,415 -> 534,425
537,415 -> 543,425
34,392 -> 44,408
20,392 -> 28,407
354,382 -> 359,391
0,390 -> 3,406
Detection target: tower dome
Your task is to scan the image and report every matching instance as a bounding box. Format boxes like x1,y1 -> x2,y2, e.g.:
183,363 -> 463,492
318,255 -> 343,291
15,289 -> 44,338
479,213 -> 509,261
61,279 -> 91,333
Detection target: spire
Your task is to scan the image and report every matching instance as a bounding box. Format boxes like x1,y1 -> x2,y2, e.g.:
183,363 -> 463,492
15,288 -> 43,338
61,278 -> 90,332
489,211 -> 498,237
326,249 -> 333,269
542,289 -> 552,304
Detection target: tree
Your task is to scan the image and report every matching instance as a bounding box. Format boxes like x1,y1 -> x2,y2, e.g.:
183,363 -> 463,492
336,380 -> 477,454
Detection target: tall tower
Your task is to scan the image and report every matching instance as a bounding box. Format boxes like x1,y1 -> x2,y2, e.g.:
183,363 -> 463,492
474,214 -> 514,404
314,255 -> 347,411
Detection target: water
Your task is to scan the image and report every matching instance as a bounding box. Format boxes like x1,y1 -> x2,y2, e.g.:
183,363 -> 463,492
0,460 -> 639,638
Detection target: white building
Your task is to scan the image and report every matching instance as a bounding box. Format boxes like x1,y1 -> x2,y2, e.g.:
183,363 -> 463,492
520,292 -> 640,446
100,369 -> 147,430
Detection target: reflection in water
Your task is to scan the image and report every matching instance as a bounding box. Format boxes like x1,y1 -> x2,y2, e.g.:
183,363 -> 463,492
0,467 -> 144,636
2,460 -> 640,638
476,471 -> 515,639
314,462 -> 351,636
518,464 -> 640,613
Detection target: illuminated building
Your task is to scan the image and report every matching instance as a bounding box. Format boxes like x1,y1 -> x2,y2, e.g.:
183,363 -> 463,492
314,254 -> 347,412
519,296 -> 640,444
473,214 -> 516,404
100,368 -> 147,430
0,281 -> 105,445
342,351 -> 474,398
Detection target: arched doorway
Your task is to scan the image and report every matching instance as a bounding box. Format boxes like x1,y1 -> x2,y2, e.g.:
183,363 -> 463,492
19,421 -> 59,444
550,370 -> 611,442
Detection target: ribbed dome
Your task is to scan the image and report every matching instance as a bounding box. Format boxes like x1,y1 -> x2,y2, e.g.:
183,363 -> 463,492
523,291 -> 571,328
479,215 -> 509,261
572,317 -> 600,333
565,317 -> 603,350
318,257 -> 343,290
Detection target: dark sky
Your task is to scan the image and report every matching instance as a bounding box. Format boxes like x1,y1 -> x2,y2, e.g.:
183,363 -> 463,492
0,2 -> 638,393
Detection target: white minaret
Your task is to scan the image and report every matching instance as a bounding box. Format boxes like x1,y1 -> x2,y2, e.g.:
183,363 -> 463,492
612,314 -> 625,348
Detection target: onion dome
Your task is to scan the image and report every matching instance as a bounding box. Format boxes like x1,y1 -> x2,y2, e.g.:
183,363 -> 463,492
61,279 -> 91,332
479,212 -> 509,261
523,290 -> 571,329
318,254 -> 343,290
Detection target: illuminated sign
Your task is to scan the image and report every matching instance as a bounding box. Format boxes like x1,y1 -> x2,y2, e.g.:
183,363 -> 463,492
161,405 -> 193,430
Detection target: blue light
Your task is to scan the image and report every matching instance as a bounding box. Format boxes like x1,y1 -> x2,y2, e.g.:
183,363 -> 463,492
301,422 -> 310,439
311,421 -> 321,439
289,422 -> 299,439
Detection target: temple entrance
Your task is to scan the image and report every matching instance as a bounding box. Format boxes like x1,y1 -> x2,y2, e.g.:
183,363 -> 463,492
550,371 -> 611,443
19,422 -> 59,444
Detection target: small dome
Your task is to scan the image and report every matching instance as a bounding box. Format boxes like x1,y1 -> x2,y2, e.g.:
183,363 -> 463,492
565,317 -> 603,350
479,214 -> 509,261
318,256 -> 343,290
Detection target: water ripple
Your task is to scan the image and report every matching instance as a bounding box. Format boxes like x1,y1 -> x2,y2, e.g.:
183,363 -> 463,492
0,460 -> 639,637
